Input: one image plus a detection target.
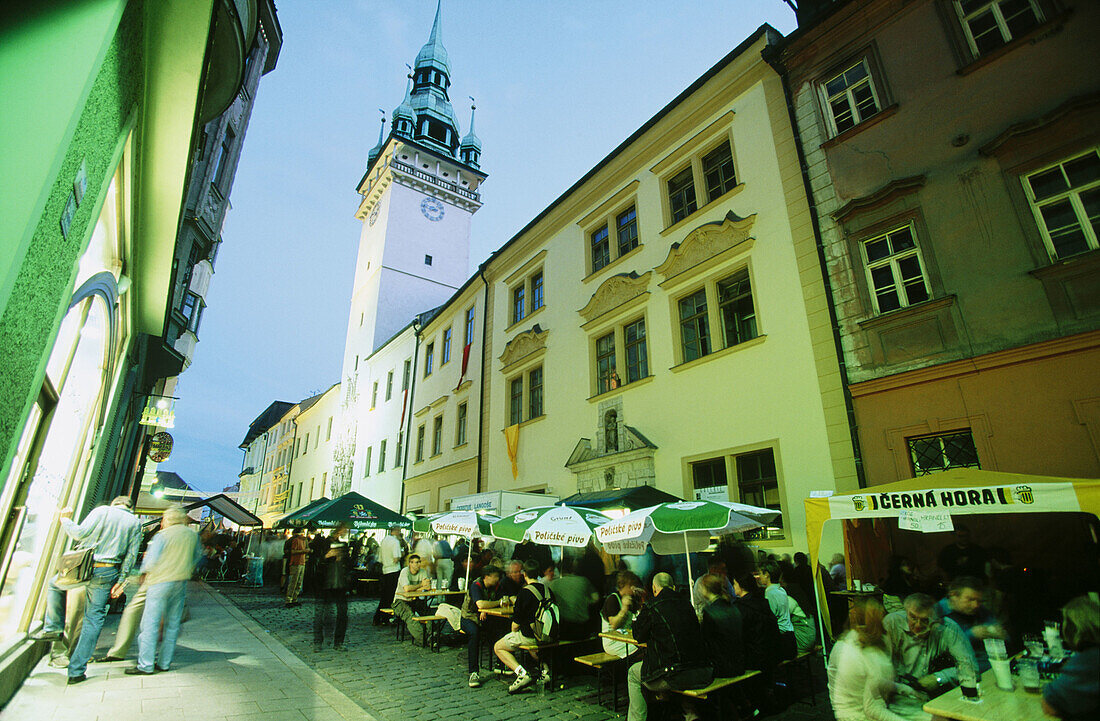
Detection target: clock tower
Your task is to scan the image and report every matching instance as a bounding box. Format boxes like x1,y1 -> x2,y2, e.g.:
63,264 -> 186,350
342,0 -> 485,384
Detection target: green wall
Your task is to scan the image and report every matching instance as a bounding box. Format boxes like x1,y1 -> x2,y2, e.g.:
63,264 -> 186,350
0,0 -> 143,486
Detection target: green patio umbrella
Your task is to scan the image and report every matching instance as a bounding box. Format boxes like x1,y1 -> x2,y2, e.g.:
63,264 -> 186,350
274,496 -> 331,529
490,505 -> 610,548
294,491 -> 411,531
413,510 -> 500,590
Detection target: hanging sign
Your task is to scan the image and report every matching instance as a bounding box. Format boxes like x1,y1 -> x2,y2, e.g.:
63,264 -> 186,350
140,396 -> 176,428
148,432 -> 174,463
898,508 -> 954,533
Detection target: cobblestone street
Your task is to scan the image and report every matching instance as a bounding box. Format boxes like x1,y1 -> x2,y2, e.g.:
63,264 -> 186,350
218,584 -> 837,721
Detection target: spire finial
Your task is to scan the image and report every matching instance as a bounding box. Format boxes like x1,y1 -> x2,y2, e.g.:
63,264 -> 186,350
428,0 -> 443,46
467,96 -> 476,133
377,109 -> 386,143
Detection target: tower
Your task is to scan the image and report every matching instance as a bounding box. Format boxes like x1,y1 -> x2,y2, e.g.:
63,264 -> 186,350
342,0 -> 486,386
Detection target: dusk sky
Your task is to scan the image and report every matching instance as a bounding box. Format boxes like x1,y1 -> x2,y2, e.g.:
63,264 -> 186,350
164,1 -> 799,493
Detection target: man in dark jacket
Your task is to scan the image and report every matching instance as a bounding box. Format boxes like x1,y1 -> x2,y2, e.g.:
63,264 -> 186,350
627,572 -> 713,721
313,524 -> 350,650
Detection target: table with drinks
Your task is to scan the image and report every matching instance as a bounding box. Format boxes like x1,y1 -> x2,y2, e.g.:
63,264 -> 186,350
923,628 -> 1064,721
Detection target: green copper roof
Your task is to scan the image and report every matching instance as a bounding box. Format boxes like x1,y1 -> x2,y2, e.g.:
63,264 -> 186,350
414,0 -> 450,76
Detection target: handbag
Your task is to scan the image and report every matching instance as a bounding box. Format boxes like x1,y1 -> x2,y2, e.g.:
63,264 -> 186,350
54,548 -> 94,589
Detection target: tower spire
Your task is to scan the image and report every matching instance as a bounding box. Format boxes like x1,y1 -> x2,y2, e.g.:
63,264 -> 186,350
392,67 -> 415,137
368,109 -> 386,166
460,97 -> 481,169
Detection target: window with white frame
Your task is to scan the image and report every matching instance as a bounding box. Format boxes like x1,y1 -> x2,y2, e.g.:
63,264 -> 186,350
587,203 -> 640,275
432,416 -> 443,456
678,289 -> 711,363
371,381 -> 378,408
528,366 -> 543,419
464,306 -> 476,346
668,167 -> 698,224
954,0 -> 1042,58
675,267 -> 759,364
821,59 -> 881,137
507,366 -> 544,425
510,268 -> 544,325
378,439 -> 387,472
1023,148 -> 1100,260
662,138 -> 740,227
861,225 -> 930,313
508,377 -> 523,426
415,424 -> 426,462
735,449 -> 784,540
395,432 -> 403,467
592,318 -> 649,395
512,284 -> 525,325
456,402 -> 468,446
442,327 -> 452,365
595,332 -> 618,394
701,142 -> 737,202
424,342 -> 435,377
717,271 -> 757,348
363,446 -> 372,477
386,370 -> 394,401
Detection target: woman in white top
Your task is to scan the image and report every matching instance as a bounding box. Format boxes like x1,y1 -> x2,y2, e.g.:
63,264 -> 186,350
828,596 -> 928,721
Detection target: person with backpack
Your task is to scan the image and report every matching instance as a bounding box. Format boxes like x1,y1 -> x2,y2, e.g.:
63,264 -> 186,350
493,559 -> 559,694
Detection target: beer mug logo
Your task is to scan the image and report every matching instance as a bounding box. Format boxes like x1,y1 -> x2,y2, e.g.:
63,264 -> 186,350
852,496 -> 866,512
1013,485 -> 1034,504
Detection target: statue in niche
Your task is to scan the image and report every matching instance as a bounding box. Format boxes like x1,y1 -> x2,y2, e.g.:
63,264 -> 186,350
604,468 -> 616,488
605,410 -> 618,452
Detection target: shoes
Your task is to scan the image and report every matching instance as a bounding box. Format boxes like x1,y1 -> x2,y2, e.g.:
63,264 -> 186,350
468,671 -> 482,688
67,675 -> 86,685
156,666 -> 170,673
92,655 -> 124,663
32,630 -> 62,642
508,672 -> 534,694
48,656 -> 69,669
124,667 -> 156,676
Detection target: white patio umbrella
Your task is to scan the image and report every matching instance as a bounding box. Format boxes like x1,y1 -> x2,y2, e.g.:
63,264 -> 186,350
595,500 -> 780,606
412,510 -> 499,591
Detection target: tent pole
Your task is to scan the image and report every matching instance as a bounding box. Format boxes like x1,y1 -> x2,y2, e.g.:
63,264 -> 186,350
684,532 -> 694,609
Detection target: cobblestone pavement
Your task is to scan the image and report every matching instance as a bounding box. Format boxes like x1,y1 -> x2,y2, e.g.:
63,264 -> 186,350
217,584 -> 838,721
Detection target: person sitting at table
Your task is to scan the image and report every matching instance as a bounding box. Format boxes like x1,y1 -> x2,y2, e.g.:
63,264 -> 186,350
494,559 -> 555,694
828,596 -> 925,721
392,553 -> 432,645
882,593 -> 977,698
699,573 -> 745,678
1042,595 -> 1099,721
934,576 -> 1006,674
601,570 -> 644,662
790,593 -> 818,654
733,570 -> 781,712
627,572 -> 713,721
882,556 -> 924,615
500,559 -> 524,598
755,560 -> 798,662
549,557 -> 599,640
462,565 -> 507,688
691,556 -> 735,611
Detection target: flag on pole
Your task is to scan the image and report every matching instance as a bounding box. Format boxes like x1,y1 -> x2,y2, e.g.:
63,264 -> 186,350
504,424 -> 520,479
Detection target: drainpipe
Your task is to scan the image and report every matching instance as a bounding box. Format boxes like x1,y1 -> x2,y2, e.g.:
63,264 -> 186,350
764,45 -> 867,489
399,316 -> 424,513
475,263 -> 490,494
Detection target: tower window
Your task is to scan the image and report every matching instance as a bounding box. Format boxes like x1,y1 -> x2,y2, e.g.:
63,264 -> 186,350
425,255 -> 433,266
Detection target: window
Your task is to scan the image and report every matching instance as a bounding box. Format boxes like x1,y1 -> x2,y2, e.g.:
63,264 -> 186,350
624,319 -> 648,383
403,359 -> 412,390
432,336 -> 448,376
386,371 -> 394,401
909,431 -> 980,475
512,285 -> 526,324
528,366 -> 544,419
702,142 -> 737,202
736,449 -> 783,539
303,433 -> 309,455
379,439 -> 387,472
691,458 -> 728,501
424,342 -> 435,377
180,292 -> 204,333
432,416 -> 443,456
668,166 -> 697,223
364,446 -> 372,477
425,254 -> 433,266
326,417 -> 332,441
531,272 -> 544,312
616,207 -> 639,257
591,225 -> 611,272
456,402 -> 468,446
678,290 -> 710,362
1023,149 -> 1100,260
212,127 -> 235,189
371,381 -> 379,408
416,425 -> 426,462
717,271 -> 757,347
954,0 -> 1042,58
509,377 -> 523,425
595,332 -> 617,394
465,307 -> 475,345
862,225 -> 930,313
821,59 -> 881,137
395,432 -> 403,467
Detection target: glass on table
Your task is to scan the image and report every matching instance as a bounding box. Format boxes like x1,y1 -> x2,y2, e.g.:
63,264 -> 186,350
1023,633 -> 1045,658
1018,657 -> 1041,694
958,663 -> 980,700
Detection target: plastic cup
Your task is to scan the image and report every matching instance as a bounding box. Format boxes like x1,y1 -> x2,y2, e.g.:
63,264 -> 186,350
1023,634 -> 1045,657
990,657 -> 1013,691
1044,622 -> 1065,660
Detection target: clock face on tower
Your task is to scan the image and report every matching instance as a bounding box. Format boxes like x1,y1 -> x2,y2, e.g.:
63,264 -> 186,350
420,196 -> 445,222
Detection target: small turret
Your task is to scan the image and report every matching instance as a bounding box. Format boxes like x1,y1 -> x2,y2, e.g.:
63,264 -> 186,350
367,110 -> 386,165
392,72 -> 415,137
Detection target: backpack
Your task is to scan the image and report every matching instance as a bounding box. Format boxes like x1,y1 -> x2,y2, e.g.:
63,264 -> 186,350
527,583 -> 560,642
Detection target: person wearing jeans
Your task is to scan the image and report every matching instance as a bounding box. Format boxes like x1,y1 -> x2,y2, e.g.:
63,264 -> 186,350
126,507 -> 201,675
35,496 -> 142,685
313,524 -> 351,650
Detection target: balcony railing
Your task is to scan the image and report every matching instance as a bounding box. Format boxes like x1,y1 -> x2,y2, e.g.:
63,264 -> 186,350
390,159 -> 480,202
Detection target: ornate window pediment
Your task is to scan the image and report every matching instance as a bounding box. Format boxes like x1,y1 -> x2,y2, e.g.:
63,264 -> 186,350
498,324 -> 548,370
577,272 -> 651,324
654,211 -> 756,283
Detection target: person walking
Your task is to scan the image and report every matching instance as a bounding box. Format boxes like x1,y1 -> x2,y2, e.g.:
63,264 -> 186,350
313,524 -> 351,651
34,496 -> 142,685
285,528 -> 309,606
125,507 -> 201,675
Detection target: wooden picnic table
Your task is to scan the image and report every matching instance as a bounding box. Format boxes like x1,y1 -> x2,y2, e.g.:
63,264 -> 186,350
403,588 -> 466,599
599,631 -> 646,648
923,665 -> 1046,721
481,606 -> 513,619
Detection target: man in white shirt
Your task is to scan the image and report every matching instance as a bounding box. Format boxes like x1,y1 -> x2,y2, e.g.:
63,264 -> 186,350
125,506 -> 200,675
373,528 -> 405,625
392,553 -> 432,644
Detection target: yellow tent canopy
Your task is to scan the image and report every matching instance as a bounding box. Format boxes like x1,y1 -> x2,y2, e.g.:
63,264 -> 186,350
803,467 -> 1100,637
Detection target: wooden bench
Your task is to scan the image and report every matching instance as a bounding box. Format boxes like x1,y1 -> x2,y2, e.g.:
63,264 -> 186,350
575,651 -> 627,710
410,614 -> 447,650
776,646 -> 822,705
673,669 -> 761,701
517,637 -> 597,691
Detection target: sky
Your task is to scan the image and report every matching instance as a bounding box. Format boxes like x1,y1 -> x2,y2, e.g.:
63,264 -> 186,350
163,1 -> 799,493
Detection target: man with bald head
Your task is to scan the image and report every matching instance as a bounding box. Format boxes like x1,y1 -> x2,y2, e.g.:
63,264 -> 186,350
627,572 -> 713,721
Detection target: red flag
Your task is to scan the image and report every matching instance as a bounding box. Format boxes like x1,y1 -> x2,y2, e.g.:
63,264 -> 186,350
454,342 -> 472,391
398,388 -> 408,430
